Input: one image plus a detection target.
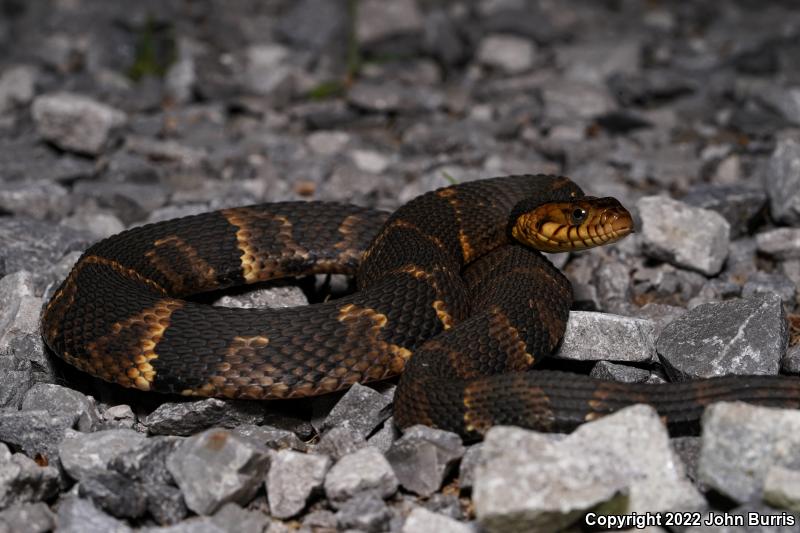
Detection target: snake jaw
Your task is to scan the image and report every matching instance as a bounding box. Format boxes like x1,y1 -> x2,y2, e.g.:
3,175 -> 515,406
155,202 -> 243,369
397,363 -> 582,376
512,197 -> 634,253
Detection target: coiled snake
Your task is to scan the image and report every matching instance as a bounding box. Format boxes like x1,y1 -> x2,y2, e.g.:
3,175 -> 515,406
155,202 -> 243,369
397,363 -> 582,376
41,174 -> 800,440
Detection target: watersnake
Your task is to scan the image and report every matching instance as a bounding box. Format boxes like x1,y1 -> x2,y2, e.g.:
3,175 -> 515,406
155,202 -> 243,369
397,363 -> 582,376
41,174 -> 800,440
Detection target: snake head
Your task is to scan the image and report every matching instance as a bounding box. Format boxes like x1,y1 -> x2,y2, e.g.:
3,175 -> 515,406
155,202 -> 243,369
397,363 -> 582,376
511,196 -> 634,253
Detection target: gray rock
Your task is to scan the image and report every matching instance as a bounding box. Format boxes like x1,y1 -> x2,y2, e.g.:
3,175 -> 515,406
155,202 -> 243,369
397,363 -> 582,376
356,0 -> 423,46
78,471 -> 147,519
766,136 -> 800,226
0,410 -> 71,465
638,195 -> 730,276
671,436 -> 703,488
320,383 -> 392,439
783,345 -> 800,374
366,419 -> 398,455
32,92 -> 126,155
554,311 -> 657,363
102,405 -> 136,429
21,384 -> 99,432
699,402 -> 800,503
0,444 -> 10,463
347,81 -> 444,114
166,428 -> 270,515
0,181 -> 69,220
0,65 -> 36,112
213,285 -> 307,309
763,466 -> 800,512
61,211 -> 126,240
335,492 -> 392,533
590,361 -> 651,383
211,503 -> 269,533
277,0 -> 349,54
593,260 -> 632,314
558,39 -> 640,85
541,81 -> 616,122
109,436 -> 182,487
477,34 -> 536,74
243,44 -> 294,98
143,483 -> 187,526
458,443 -> 483,492
385,425 -> 465,497
232,424 -> 306,452
0,454 -> 59,509
657,295 -> 787,381
742,272 -> 796,308
315,422 -> 367,460
266,449 -> 330,519
683,184 -> 766,238
124,135 -> 206,167
0,502 -> 55,533
324,446 -> 398,506
144,398 -> 264,436
473,405 -> 704,533
402,507 -> 474,533
756,228 -> 800,261
59,429 -> 147,482
423,9 -> 467,67
56,497 -> 131,533
71,181 -> 168,226
302,509 -> 338,530
0,217 -> 91,277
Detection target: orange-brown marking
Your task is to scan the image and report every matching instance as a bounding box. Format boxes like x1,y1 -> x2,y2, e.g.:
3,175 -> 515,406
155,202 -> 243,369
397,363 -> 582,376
432,300 -> 454,330
333,214 -> 367,265
42,255 -> 167,347
145,235 -> 219,294
463,381 -> 494,435
487,307 -> 534,369
222,208 -> 310,283
337,303 -> 413,376
78,298 -> 184,391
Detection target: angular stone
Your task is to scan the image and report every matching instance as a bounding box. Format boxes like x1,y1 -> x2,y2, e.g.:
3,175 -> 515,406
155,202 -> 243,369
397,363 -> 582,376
166,428 -> 270,515
590,361 -> 651,383
683,184 -> 766,238
0,65 -> 36,112
103,405 -> 136,429
474,405 -> 704,533
402,507 -> 474,533
554,311 -> 657,363
458,443 -> 483,492
32,92 -> 126,155
542,81 -> 615,122
109,436 -> 181,486
766,136 -> 800,225
232,424 -> 306,452
78,471 -> 147,519
0,454 -> 59,509
144,398 -> 264,436
0,410 -> 71,465
756,228 -> 800,261
59,429 -> 147,482
277,0 -> 349,53
306,130 -> 350,156
0,181 -> 69,220
243,44 -> 294,97
657,295 -> 786,381
335,492 -> 392,533
213,285 -> 307,309
366,418 -> 398,455
385,425 -> 465,497
266,450 -> 330,519
477,34 -> 536,74
0,217 -> 91,278
323,447 -> 398,506
320,383 -> 392,439
55,497 -> 131,533
763,466 -> 800,512
315,422 -> 367,460
742,272 -> 796,307
347,81 -> 444,114
21,383 -> 99,432
783,344 -> 800,374
143,483 -> 187,526
638,195 -> 730,276
211,502 -> 269,533
0,502 -> 55,533
356,0 -> 423,46
699,402 -> 800,503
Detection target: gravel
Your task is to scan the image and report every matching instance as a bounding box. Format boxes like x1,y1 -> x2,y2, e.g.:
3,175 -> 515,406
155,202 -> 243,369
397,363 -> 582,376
3,1 -> 800,530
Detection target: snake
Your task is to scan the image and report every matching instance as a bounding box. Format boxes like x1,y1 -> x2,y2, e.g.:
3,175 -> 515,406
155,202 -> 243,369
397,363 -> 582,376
41,174 -> 800,440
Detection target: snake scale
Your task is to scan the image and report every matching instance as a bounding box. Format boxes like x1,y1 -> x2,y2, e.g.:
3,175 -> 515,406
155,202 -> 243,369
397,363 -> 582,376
41,174 -> 800,440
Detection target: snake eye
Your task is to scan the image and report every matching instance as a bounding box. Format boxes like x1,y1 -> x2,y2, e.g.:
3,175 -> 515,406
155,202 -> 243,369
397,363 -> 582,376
571,207 -> 587,224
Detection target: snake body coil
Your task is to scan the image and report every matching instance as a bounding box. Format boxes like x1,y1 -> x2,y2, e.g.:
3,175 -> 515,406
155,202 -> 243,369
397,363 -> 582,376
41,174 -> 800,439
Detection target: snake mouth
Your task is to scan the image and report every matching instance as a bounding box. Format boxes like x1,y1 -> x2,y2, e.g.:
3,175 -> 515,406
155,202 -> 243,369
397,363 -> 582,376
512,197 -> 634,253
